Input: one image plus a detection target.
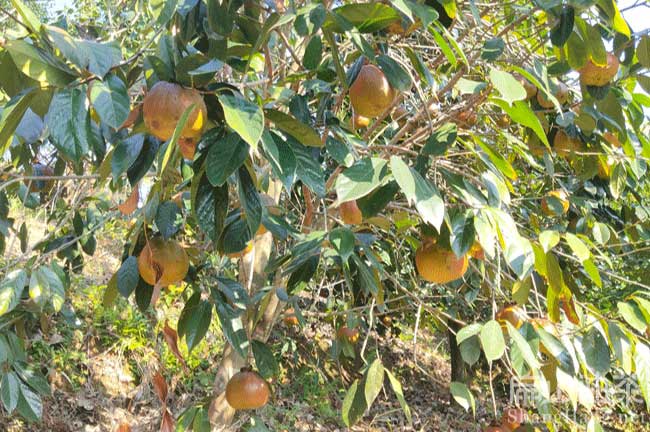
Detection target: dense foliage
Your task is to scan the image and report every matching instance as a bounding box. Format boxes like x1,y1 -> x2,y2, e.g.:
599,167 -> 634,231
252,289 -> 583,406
1,0 -> 649,430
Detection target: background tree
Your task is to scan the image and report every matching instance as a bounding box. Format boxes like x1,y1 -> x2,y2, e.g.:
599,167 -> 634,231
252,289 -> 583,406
1,0 -> 650,430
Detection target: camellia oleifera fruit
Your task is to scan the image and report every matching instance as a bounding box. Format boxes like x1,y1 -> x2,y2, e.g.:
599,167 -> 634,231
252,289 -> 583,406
415,242 -> 468,284
352,113 -> 371,129
143,81 -> 207,141
496,305 -> 527,332
337,326 -> 360,344
553,130 -> 582,159
225,368 -> 270,410
579,53 -> 619,87
283,308 -> 299,326
178,137 -> 197,160
536,81 -> 569,109
26,163 -> 54,193
349,64 -> 396,117
502,407 -> 526,430
541,189 -> 570,216
137,237 -> 189,286
339,200 -> 363,225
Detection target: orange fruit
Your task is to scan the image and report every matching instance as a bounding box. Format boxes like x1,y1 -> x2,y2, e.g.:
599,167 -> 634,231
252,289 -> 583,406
352,113 -> 371,129
603,131 -> 622,148
178,137 -> 197,160
541,189 -> 569,216
143,81 -> 207,141
337,326 -> 360,344
226,241 -> 254,259
415,243 -> 468,284
502,407 -> 526,430
458,110 -> 478,126
484,426 -> 510,432
339,200 -> 363,225
553,130 -> 582,159
516,74 -> 537,99
137,237 -> 189,286
469,242 -> 485,260
536,81 -> 568,108
26,164 -> 54,193
349,64 -> 396,117
283,308 -> 299,326
496,305 -> 527,331
579,53 -> 619,87
225,369 -> 270,410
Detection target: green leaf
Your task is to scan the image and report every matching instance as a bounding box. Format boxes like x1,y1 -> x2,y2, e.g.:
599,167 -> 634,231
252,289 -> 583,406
480,320 -> 506,362
116,257 -> 139,298
550,6 -> 574,47
0,89 -> 37,156
206,132 -> 250,186
507,321 -> 540,370
0,270 -> 27,317
264,109 -> 322,148
303,35 -> 323,70
28,266 -> 64,312
638,36 -> 650,69
618,301 -> 648,334
587,417 -> 605,432
238,166 -> 262,237
474,136 -> 518,180
112,134 -> 144,179
16,382 -> 41,421
404,48 -> 435,87
608,322 -> 633,374
450,382 -> 475,415
89,75 -> 130,129
341,379 -> 364,426
420,123 -> 456,157
159,104 -> 195,176
1,372 -> 19,413
219,94 -> 264,150
481,37 -> 505,61
564,233 -> 590,262
4,40 -> 75,87
489,68 -> 527,105
634,342 -> 650,407
179,295 -> 212,353
150,0 -> 178,25
192,170 -> 228,242
592,222 -> 610,245
460,336 -> 481,366
581,326 -> 610,375
214,302 -> 249,360
376,55 -> 412,92
385,369 -> 412,424
47,27 -> 121,77
335,158 -> 390,203
10,0 -> 42,32
45,87 -> 90,162
155,201 -> 182,240
539,230 -> 560,253
14,362 -> 50,396
449,211 -> 475,257
260,131 -> 296,192
364,359 -> 384,407
252,340 -> 279,379
456,323 -> 483,345
390,156 -> 444,230
327,3 -> 401,33
329,227 -> 355,262
492,99 -> 549,147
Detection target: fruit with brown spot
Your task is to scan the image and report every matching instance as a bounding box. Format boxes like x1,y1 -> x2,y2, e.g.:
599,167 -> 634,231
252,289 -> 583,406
137,237 -> 189,286
143,81 -> 207,141
541,190 -> 570,216
603,131 -> 622,148
415,243 -> 468,284
339,200 -> 363,225
349,64 -> 396,118
225,369 -> 270,410
337,326 -> 360,344
178,137 -> 197,160
579,53 -> 619,87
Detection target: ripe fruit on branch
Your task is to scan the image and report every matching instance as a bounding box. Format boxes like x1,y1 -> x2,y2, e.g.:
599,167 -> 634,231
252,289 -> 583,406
337,326 -> 360,344
483,425 -> 510,432
415,243 -> 468,284
579,53 -> 619,87
178,137 -> 197,160
502,407 -> 526,430
283,308 -> 299,326
469,242 -> 485,260
349,64 -> 397,117
603,131 -> 622,148
352,113 -> 371,129
137,237 -> 189,286
339,200 -> 363,225
225,368 -> 270,410
496,305 -> 527,331
516,74 -> 537,99
26,163 -> 54,193
553,130 -> 582,159
536,81 -> 568,108
143,81 -> 207,141
541,190 -> 569,216
457,110 -> 478,126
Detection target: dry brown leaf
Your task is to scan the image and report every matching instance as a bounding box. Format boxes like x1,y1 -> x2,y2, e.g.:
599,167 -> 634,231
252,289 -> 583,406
160,408 -> 174,432
115,424 -> 131,432
152,371 -> 168,403
118,184 -> 139,215
162,321 -> 186,367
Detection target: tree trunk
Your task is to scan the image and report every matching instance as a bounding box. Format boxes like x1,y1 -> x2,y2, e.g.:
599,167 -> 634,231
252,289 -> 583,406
448,318 -> 466,387
209,184 -> 284,429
